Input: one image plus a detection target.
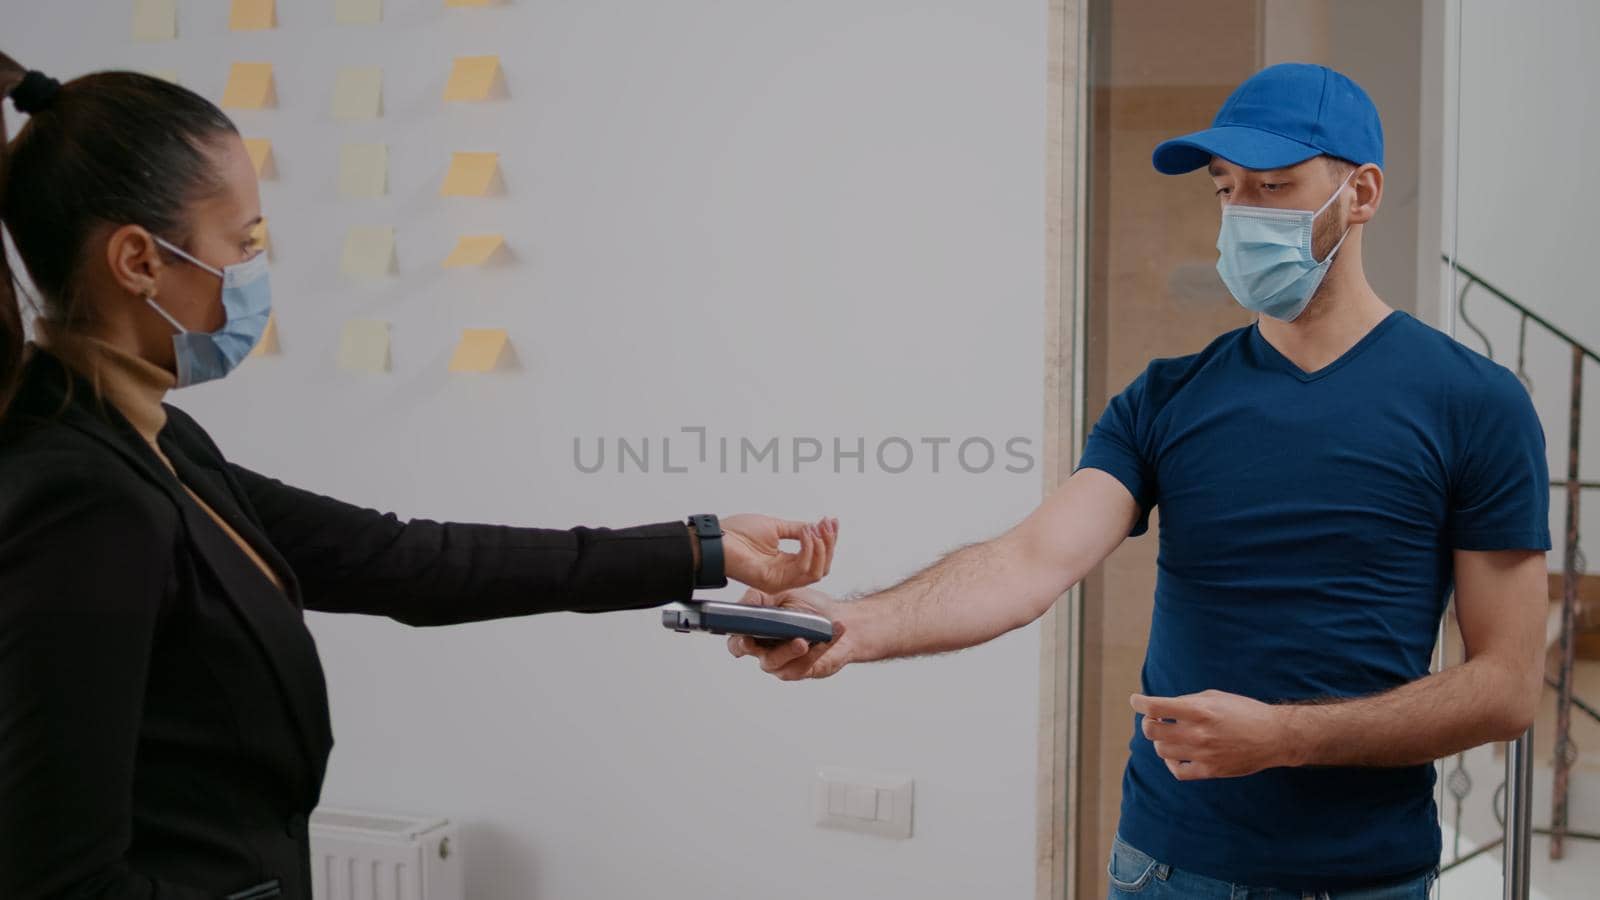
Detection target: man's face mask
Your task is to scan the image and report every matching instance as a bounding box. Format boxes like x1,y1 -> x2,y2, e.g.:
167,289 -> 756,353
1214,169 -> 1355,323
145,235 -> 273,388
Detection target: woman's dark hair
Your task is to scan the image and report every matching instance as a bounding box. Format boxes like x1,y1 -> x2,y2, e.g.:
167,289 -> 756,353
0,51 -> 237,418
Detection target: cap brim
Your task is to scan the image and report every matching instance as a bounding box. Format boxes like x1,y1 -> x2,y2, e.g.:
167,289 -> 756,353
1152,125 -> 1324,175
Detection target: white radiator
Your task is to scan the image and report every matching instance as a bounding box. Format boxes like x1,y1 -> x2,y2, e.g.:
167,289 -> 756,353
308,807 -> 463,900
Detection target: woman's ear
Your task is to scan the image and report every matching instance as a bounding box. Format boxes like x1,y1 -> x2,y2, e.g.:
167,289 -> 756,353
1347,163 -> 1384,226
104,223 -> 164,298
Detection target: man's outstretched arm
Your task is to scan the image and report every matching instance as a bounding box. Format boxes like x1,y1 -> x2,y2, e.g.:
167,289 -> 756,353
729,467 -> 1140,679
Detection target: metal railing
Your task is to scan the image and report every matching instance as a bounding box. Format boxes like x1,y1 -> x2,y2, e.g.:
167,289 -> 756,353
1440,258 -> 1599,896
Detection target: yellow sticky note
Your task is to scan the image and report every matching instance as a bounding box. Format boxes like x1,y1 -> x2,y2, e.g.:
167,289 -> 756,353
442,234 -> 505,268
335,0 -> 382,25
230,0 -> 276,31
339,143 -> 388,198
444,55 -> 501,102
250,218 -> 272,258
440,152 -> 500,196
449,329 -> 510,373
445,0 -> 498,7
250,314 -> 280,357
338,320 -> 391,373
222,63 -> 276,110
331,66 -> 383,120
341,226 -> 396,278
242,138 -> 274,178
133,0 -> 177,41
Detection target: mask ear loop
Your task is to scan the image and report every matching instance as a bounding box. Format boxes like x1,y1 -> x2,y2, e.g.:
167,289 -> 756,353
144,293 -> 190,335
152,235 -> 224,278
1311,168 -> 1359,265
145,235 -> 224,335
1313,167 -> 1358,218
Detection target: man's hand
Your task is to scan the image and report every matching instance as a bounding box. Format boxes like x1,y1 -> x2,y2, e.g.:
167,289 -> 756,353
727,587 -> 860,680
1132,690 -> 1295,781
720,515 -> 837,594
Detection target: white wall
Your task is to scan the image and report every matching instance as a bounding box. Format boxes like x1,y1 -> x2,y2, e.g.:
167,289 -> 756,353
1445,10 -> 1600,896
5,2 -> 1047,898
1450,0 -> 1600,566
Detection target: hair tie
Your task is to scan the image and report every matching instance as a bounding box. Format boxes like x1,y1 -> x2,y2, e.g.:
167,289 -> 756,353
10,71 -> 62,115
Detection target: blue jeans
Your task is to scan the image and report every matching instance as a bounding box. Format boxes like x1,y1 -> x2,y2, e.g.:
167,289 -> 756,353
1107,834 -> 1437,900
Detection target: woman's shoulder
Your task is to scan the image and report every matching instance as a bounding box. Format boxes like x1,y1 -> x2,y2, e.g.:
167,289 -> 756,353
0,408 -> 175,528
0,405 -> 103,465
0,421 -> 148,489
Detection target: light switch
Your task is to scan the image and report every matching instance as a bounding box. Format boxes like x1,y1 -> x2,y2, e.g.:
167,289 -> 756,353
845,786 -> 876,819
813,767 -> 914,839
827,782 -> 846,816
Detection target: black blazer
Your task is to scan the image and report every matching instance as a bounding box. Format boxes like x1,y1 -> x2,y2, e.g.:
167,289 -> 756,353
0,349 -> 697,899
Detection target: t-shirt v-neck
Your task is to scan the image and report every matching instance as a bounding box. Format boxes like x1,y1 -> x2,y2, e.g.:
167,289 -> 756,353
1247,309 -> 1403,382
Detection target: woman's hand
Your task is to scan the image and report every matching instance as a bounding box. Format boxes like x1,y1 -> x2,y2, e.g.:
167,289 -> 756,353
718,514 -> 837,594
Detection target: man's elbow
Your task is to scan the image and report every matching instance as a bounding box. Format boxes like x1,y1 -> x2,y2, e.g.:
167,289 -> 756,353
1002,534 -> 1083,629
1488,663 -> 1543,741
1490,704 -> 1537,742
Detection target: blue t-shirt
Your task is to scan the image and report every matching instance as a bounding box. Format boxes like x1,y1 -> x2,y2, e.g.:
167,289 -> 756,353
1078,310 -> 1550,890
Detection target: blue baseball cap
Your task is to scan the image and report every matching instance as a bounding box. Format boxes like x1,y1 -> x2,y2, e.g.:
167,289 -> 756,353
1152,62 -> 1384,175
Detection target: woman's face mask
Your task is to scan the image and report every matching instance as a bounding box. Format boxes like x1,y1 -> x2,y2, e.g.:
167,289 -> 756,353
1214,170 -> 1354,323
145,235 -> 273,388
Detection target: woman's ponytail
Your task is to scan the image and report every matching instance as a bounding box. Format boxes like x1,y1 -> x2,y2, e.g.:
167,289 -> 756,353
0,52 -> 30,420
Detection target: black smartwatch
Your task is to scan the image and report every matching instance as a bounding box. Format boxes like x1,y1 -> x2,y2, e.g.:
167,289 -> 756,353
687,514 -> 728,588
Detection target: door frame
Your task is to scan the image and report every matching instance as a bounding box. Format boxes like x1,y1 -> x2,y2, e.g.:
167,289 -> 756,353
1036,1 -> 1089,897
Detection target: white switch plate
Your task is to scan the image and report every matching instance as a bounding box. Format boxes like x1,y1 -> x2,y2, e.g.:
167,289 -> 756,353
814,767 -> 913,839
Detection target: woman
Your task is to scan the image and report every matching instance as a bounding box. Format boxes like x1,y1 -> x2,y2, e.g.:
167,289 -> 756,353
0,57 -> 838,899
